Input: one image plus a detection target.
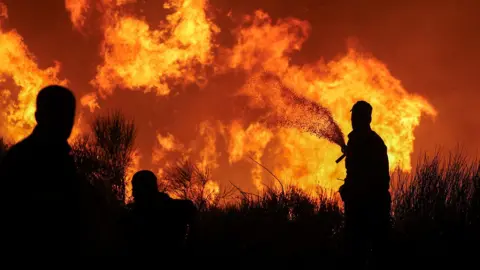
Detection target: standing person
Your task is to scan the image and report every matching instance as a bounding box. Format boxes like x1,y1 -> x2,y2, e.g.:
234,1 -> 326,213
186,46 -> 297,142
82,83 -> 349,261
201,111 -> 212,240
339,100 -> 391,267
0,85 -> 95,256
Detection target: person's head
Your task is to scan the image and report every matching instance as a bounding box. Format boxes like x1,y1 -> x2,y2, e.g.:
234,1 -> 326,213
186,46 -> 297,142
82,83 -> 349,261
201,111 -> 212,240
132,170 -> 158,202
351,100 -> 372,131
35,85 -> 76,142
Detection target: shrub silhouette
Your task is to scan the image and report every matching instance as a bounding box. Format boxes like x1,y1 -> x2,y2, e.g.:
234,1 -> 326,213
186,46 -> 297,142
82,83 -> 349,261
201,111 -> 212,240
72,111 -> 137,205
391,150 -> 479,263
2,120 -> 478,263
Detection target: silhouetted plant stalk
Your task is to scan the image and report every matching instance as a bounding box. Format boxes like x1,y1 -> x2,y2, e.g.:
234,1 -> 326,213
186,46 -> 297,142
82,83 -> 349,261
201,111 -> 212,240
2,127 -> 479,260
223,157 -> 340,232
192,150 -> 478,260
391,149 -> 479,244
63,113 -> 479,256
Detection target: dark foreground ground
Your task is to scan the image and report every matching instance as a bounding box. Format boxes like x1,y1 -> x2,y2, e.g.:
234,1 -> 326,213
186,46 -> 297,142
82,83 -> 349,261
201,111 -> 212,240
1,136 -> 478,266
170,153 -> 479,267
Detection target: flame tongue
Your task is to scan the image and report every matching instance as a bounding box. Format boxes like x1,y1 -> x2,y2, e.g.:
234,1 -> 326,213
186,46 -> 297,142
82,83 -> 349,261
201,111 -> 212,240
91,0 -> 219,98
0,4 -> 67,142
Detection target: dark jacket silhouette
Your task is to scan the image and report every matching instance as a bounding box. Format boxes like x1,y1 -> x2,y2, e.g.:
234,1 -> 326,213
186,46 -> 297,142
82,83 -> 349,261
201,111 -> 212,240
342,129 -> 390,203
0,85 -> 94,255
126,170 -> 197,256
339,101 -> 391,266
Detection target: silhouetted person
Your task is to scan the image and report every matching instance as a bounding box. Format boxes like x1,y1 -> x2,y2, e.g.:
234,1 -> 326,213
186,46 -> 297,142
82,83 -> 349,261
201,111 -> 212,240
339,101 -> 391,267
126,170 -> 197,256
0,85 -> 93,255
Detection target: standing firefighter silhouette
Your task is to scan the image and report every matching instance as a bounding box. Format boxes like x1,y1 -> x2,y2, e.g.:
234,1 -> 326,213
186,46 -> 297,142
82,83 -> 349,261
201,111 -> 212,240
339,100 -> 391,266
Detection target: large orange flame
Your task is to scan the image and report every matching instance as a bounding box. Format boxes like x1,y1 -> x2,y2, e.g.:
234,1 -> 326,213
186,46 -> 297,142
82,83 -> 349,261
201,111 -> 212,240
65,0 -> 90,31
89,0 -> 219,99
0,4 -> 69,143
221,11 -> 437,193
0,1 -> 437,200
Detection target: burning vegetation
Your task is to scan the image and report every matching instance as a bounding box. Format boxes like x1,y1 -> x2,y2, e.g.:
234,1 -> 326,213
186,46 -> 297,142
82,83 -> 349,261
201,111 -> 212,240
1,0 -> 437,201
0,0 -> 479,263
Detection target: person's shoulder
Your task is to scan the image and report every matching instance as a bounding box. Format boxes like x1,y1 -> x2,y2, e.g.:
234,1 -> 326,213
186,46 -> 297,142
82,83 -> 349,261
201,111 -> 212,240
0,138 -> 34,178
347,131 -> 355,139
369,130 -> 387,149
1,137 -> 32,162
370,130 -> 384,142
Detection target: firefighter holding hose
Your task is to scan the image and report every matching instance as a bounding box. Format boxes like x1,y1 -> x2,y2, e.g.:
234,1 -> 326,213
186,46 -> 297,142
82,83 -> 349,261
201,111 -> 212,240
338,101 -> 391,267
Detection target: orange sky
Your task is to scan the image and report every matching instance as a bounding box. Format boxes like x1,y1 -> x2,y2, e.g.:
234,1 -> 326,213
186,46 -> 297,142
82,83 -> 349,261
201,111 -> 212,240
0,0 -> 478,194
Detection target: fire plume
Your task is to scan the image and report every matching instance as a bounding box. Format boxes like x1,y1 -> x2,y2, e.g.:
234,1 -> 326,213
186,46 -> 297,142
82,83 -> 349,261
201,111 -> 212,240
91,0 -> 219,98
0,1 -> 438,199
0,4 -> 67,143
222,11 -> 437,192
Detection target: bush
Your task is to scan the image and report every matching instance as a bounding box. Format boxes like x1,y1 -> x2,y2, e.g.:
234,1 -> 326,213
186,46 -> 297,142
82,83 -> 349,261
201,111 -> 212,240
72,111 -> 137,205
192,185 -> 343,261
391,150 -> 480,262
68,124 -> 480,263
191,150 -> 479,263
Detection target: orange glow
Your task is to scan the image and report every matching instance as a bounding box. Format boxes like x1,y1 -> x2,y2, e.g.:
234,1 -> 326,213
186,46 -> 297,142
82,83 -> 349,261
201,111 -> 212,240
0,1 -> 438,201
80,92 -> 100,113
152,132 -> 189,178
152,128 -> 220,203
0,5 -> 68,143
198,121 -> 219,172
65,0 -> 89,30
224,11 -> 437,193
125,149 -> 141,202
226,121 -> 274,191
90,0 -> 219,99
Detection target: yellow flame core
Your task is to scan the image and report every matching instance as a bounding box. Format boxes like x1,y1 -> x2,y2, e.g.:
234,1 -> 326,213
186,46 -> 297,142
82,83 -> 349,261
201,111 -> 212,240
224,11 -> 437,193
92,0 -> 219,97
0,14 -> 67,142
